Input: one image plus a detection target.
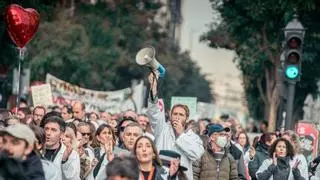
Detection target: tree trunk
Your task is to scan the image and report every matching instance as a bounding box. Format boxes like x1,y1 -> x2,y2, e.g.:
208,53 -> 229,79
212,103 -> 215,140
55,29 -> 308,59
264,104 -> 270,121
268,89 -> 279,132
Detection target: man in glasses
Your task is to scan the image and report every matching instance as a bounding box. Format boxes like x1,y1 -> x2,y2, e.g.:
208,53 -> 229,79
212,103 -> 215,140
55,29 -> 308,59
77,122 -> 95,160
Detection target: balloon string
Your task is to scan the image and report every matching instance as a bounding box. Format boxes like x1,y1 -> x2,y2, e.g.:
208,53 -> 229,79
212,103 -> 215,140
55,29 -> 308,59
15,48 -> 24,114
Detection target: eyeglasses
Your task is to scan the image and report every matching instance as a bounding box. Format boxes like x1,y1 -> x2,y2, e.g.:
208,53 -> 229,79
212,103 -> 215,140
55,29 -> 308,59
81,132 -> 91,136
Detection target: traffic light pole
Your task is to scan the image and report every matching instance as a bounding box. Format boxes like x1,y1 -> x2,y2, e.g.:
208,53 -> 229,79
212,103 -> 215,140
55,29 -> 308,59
285,81 -> 296,130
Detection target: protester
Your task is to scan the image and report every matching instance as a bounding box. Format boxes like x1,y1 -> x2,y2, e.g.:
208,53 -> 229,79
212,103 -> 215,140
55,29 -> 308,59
0,152 -> 28,180
147,72 -> 204,179
256,138 -> 305,180
100,112 -> 112,122
236,131 -> 251,161
0,123 -> 45,180
122,123 -> 144,151
30,124 -> 62,180
33,106 -> 46,126
89,112 -> 99,122
116,118 -> 135,147
137,114 -> 152,133
93,124 -> 129,159
86,124 -> 130,180
223,121 -> 247,180
61,105 -> 73,122
259,121 -> 268,133
194,123 -> 238,180
134,136 -> 179,179
77,122 -> 95,160
72,101 -> 87,121
282,130 -> 308,179
236,130 -> 253,179
17,107 -> 31,121
43,116 -> 81,180
106,156 -> 140,180
249,132 -> 277,180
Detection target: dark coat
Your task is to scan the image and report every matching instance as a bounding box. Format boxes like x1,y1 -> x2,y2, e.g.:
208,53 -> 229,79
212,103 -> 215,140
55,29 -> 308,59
23,151 -> 45,180
248,142 -> 269,180
228,143 -> 247,180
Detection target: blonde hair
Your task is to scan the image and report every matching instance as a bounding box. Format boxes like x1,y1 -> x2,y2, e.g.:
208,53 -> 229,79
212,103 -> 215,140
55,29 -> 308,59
65,127 -> 78,151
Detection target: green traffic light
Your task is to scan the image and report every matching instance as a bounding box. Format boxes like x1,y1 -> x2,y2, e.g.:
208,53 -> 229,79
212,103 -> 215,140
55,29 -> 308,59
285,65 -> 299,79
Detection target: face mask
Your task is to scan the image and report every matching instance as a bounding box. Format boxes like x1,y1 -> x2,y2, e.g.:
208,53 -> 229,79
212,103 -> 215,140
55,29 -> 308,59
216,136 -> 227,148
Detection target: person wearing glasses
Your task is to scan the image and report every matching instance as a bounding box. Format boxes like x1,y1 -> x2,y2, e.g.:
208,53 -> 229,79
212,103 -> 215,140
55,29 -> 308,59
77,122 -> 95,161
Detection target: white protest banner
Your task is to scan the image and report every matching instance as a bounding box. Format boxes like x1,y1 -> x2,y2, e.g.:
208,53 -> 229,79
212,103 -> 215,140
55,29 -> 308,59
31,84 -> 53,107
171,96 -> 197,120
46,74 -> 142,113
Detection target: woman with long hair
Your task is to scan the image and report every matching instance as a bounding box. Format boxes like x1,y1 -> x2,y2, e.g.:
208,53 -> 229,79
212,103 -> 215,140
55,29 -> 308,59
237,131 -> 253,180
133,136 -> 183,180
256,138 -> 306,180
86,124 -> 129,180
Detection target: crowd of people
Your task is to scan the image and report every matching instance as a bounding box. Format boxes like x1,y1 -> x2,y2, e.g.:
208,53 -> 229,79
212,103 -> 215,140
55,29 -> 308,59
0,72 -> 320,180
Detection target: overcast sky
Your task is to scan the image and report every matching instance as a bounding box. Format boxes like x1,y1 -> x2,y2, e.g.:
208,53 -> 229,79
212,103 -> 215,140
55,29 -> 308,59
179,0 -> 242,86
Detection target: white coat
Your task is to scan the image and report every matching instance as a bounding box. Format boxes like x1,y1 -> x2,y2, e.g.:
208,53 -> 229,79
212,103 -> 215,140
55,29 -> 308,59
147,101 -> 204,180
52,144 -> 81,180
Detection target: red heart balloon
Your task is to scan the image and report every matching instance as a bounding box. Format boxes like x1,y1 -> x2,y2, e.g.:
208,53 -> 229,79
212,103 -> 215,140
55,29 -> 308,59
5,4 -> 40,48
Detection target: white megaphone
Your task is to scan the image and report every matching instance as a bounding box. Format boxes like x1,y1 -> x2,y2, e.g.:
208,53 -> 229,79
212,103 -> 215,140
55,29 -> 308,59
135,46 -> 166,78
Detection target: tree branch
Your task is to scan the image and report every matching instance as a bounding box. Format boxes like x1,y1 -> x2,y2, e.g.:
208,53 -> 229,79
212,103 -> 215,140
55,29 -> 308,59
257,77 -> 268,105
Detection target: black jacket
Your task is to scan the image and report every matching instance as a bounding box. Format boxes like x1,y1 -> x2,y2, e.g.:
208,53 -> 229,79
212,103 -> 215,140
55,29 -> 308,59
0,152 -> 27,180
23,151 -> 45,180
228,142 -> 246,180
248,142 -> 270,180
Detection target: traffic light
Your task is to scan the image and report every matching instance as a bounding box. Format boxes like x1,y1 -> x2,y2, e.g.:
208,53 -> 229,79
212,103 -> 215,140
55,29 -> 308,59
283,17 -> 305,82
